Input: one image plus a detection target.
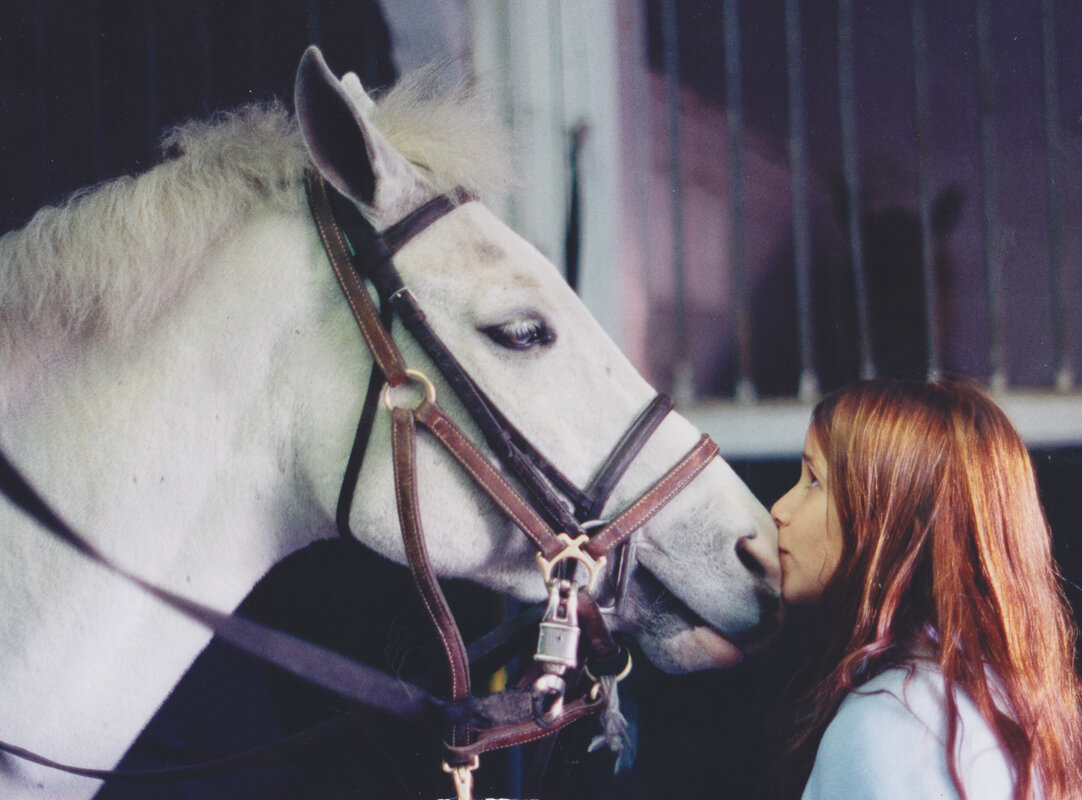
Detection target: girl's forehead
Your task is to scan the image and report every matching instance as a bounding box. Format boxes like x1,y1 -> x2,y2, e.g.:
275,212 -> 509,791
802,429 -> 827,466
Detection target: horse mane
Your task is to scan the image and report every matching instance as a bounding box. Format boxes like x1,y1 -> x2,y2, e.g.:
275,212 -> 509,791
0,68 -> 512,366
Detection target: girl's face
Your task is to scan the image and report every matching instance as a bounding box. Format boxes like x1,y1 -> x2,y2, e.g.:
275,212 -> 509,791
770,429 -> 844,605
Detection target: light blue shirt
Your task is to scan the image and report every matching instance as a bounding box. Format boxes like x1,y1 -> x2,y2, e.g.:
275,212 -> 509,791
801,663 -> 1016,799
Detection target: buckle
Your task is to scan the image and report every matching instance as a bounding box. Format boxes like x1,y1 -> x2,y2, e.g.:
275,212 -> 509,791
442,755 -> 479,800
535,532 -> 607,592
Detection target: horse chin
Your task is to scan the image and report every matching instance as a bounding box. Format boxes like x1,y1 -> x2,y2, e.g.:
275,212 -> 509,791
636,620 -> 744,673
618,567 -> 772,674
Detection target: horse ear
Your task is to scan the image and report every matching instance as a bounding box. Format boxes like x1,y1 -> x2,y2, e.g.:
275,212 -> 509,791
294,46 -> 418,210
339,72 -> 376,117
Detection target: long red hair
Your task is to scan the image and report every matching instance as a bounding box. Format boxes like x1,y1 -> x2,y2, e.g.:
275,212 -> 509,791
783,379 -> 1082,800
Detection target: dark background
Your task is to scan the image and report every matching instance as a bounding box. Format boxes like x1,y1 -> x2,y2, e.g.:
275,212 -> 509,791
3,2 -> 1080,798
0,0 -> 394,233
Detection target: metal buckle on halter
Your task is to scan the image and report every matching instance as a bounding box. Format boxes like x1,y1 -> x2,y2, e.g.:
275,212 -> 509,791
532,577 -> 579,722
577,520 -> 637,618
585,649 -> 633,701
535,532 -> 607,591
442,756 -> 479,800
532,534 -> 608,722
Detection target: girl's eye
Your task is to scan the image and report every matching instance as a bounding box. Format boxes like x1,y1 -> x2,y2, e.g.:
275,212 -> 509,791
481,318 -> 555,351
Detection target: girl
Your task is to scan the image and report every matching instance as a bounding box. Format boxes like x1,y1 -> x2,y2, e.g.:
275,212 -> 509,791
771,379 -> 1082,800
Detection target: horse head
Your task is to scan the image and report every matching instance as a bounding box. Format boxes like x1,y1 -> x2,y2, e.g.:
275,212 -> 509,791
293,47 -> 781,674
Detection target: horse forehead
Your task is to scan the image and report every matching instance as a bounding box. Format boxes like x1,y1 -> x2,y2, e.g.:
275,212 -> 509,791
443,205 -> 549,271
409,205 -> 560,303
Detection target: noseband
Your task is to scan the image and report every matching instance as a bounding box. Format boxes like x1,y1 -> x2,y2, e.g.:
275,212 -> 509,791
305,171 -> 721,798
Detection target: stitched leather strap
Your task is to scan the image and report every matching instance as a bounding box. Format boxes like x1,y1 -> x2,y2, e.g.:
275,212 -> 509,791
305,170 -> 409,386
584,435 -> 720,560
580,394 -> 675,520
389,288 -> 587,539
391,407 -> 473,751
413,399 -> 567,562
443,695 -> 602,763
576,589 -> 622,662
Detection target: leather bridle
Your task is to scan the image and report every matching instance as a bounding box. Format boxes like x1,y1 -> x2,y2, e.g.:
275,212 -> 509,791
304,170 -> 722,798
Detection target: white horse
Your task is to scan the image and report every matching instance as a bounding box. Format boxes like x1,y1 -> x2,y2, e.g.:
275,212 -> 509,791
0,47 -> 779,798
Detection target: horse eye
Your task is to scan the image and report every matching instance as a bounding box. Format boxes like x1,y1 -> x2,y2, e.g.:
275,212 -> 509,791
481,318 -> 555,351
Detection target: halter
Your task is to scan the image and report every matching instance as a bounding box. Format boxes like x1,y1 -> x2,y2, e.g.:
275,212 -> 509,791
304,170 -> 722,798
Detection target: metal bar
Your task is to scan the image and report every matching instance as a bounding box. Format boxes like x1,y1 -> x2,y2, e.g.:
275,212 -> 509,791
551,0 -> 575,288
723,0 -> 755,402
1041,0 -> 1071,391
661,0 -> 692,402
684,392 -> 1082,460
838,0 -> 875,380
911,0 -> 940,379
975,0 -> 1005,390
784,0 -> 819,400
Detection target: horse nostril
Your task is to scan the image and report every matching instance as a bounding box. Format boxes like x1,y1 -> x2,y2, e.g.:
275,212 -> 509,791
736,534 -> 767,578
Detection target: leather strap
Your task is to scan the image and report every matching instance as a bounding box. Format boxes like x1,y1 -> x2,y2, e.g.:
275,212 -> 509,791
413,399 -> 566,562
0,449 -> 448,728
391,407 -> 473,750
0,705 -> 372,783
335,296 -> 394,540
354,189 -> 475,274
581,394 -> 675,520
443,695 -> 602,764
305,170 -> 409,386
584,435 -> 720,560
576,589 -> 622,663
389,288 -> 587,539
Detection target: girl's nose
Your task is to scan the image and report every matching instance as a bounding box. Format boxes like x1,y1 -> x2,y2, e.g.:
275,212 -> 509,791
770,493 -> 790,527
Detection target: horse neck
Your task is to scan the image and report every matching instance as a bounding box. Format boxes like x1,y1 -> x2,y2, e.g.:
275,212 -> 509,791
4,206 -> 334,567
0,208 -> 343,789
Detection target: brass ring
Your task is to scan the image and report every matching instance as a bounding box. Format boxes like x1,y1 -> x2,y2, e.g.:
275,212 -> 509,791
586,651 -> 633,700
382,369 -> 437,412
